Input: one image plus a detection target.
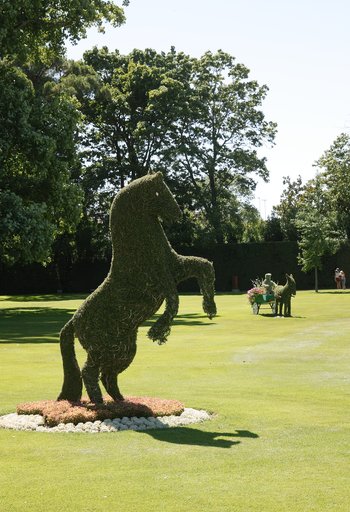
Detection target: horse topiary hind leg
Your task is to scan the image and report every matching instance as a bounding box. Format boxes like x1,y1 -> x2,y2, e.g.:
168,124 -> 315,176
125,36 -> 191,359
285,299 -> 291,317
101,370 -> 124,401
276,299 -> 283,316
82,353 -> 104,403
57,320 -> 82,402
100,333 -> 136,400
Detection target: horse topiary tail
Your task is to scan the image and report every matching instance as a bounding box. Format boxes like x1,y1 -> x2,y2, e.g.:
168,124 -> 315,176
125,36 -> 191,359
57,319 -> 82,402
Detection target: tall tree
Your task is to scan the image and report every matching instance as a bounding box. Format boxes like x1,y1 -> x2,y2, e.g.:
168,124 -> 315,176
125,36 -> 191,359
295,177 -> 345,292
72,48 -> 276,248
166,50 -> 277,244
272,175 -> 304,241
0,1 -> 128,265
263,214 -> 283,242
316,133 -> 350,237
0,61 -> 82,264
77,47 -> 188,185
0,0 -> 128,63
63,47 -> 193,254
239,204 -> 265,243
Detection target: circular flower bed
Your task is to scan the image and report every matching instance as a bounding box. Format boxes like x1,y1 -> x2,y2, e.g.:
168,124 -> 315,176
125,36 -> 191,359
0,397 -> 211,433
16,396 -> 185,427
0,397 -> 213,433
0,408 -> 211,433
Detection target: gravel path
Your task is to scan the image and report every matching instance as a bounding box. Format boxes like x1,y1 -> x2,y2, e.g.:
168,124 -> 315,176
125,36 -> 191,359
0,408 -> 212,433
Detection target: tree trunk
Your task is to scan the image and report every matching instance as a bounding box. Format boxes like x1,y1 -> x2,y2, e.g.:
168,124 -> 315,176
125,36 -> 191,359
314,267 -> 319,293
55,263 -> 63,294
208,164 -> 224,244
211,209 -> 224,244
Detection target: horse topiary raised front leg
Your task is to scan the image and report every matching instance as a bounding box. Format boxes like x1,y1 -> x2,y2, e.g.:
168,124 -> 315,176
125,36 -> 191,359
173,255 -> 217,319
147,279 -> 179,345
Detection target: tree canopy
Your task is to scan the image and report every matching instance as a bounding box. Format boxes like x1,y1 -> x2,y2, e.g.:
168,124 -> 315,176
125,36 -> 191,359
1,3 -> 278,267
271,175 -> 304,241
0,60 -> 83,264
269,133 -> 350,287
166,50 -> 276,243
67,47 -> 276,251
315,133 -> 350,237
0,0 -> 128,63
0,1 -> 128,265
295,177 -> 345,291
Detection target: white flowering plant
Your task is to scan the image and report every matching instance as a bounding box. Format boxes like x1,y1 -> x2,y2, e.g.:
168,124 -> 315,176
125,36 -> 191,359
247,277 -> 270,305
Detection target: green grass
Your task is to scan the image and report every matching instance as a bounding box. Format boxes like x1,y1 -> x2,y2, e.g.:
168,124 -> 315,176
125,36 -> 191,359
0,291 -> 350,512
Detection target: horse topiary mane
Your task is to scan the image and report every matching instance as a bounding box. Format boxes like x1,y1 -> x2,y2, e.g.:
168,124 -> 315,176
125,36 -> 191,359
57,172 -> 217,404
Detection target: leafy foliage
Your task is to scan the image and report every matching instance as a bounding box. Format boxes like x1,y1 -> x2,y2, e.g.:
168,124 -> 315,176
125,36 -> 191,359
65,47 -> 276,249
0,191 -> 54,264
0,60 -> 83,264
0,0 -> 128,63
0,1 -> 127,265
316,133 -> 350,237
263,213 -> 284,241
272,175 -> 304,240
165,50 -> 276,244
1,5 -> 275,261
295,177 -> 345,290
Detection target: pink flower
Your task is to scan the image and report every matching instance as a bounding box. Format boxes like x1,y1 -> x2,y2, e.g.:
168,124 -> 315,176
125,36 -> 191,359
247,287 -> 265,304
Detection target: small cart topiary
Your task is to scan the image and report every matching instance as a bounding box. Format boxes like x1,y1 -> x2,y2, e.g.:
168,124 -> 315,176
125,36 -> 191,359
247,284 -> 276,315
250,293 -> 276,315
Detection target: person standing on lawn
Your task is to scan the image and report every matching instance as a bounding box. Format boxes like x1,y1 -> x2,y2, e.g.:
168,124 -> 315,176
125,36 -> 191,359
334,268 -> 342,289
339,270 -> 346,289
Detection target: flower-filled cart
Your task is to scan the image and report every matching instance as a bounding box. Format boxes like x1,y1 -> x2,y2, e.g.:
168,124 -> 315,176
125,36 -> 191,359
247,286 -> 276,315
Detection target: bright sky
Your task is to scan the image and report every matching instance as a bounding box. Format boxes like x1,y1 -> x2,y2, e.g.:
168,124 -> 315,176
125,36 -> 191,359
66,0 -> 350,217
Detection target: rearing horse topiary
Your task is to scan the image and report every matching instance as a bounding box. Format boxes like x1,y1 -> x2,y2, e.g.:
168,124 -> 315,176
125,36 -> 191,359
274,273 -> 296,317
58,172 -> 217,404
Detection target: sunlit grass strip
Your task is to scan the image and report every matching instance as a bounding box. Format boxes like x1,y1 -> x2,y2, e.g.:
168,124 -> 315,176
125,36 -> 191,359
1,292 -> 350,512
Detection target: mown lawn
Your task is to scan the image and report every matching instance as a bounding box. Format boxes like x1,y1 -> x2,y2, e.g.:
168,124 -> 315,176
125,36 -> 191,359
0,291 -> 349,512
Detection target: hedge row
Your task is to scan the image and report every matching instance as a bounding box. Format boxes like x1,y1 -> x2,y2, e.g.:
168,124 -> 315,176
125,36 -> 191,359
1,241 -> 349,295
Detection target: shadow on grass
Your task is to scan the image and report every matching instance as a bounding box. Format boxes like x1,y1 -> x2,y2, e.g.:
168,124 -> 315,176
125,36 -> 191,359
143,427 -> 259,448
0,308 -> 214,344
143,312 -> 217,327
0,307 -> 73,344
318,290 -> 350,294
0,294 -> 87,302
259,313 -> 306,319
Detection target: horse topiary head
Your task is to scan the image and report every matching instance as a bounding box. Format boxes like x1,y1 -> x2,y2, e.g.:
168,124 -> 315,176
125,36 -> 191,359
110,172 -> 181,229
145,172 -> 182,224
286,273 -> 296,296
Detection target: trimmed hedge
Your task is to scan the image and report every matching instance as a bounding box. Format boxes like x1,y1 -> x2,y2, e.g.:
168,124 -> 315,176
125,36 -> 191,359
1,241 -> 349,294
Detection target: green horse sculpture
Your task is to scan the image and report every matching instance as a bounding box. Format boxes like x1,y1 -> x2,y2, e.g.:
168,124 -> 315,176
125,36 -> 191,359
57,172 -> 217,403
274,273 -> 296,317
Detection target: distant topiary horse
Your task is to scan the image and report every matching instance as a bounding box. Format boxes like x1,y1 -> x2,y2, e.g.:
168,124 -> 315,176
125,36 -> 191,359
274,273 -> 296,317
58,172 -> 217,404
